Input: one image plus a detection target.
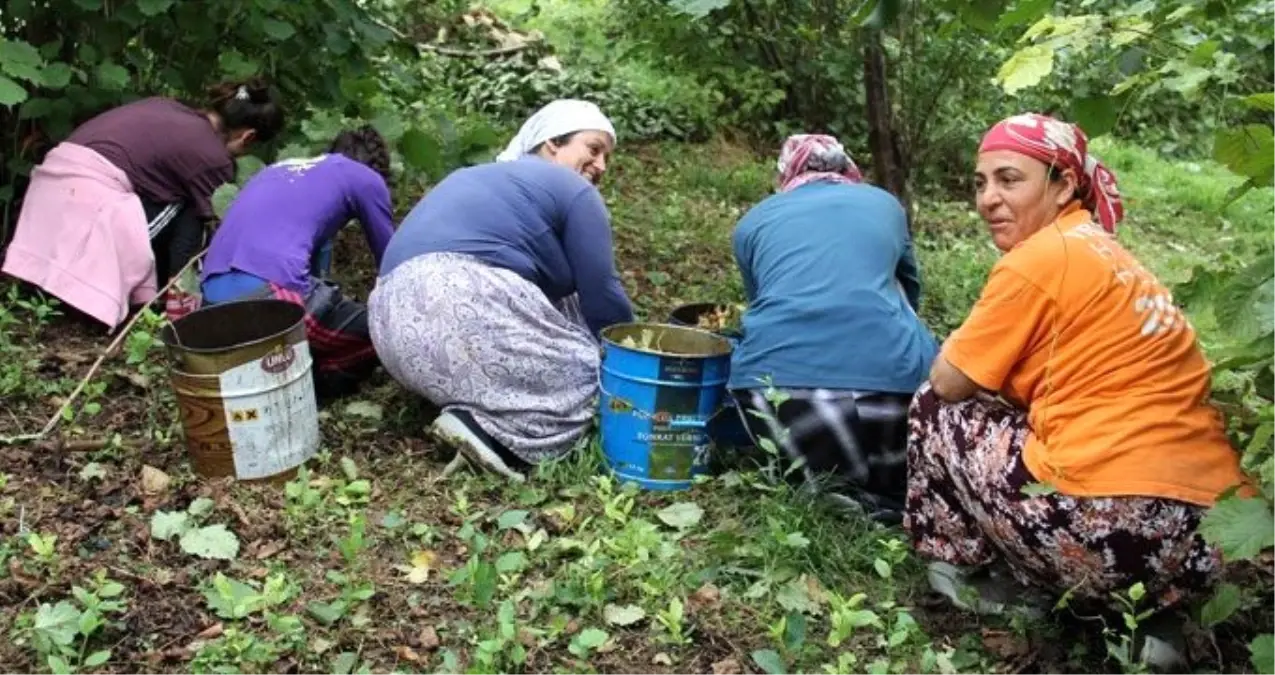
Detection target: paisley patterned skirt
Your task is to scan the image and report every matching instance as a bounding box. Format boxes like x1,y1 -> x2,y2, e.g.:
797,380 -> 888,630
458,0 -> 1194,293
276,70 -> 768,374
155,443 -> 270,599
368,253 -> 599,464
904,384 -> 1221,611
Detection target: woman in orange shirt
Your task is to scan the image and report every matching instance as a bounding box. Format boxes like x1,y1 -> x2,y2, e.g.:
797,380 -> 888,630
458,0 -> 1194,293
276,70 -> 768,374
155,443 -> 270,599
907,113 -> 1250,664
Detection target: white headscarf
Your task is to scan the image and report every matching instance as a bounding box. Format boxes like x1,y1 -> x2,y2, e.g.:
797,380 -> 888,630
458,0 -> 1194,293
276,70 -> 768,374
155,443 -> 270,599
495,99 -> 616,163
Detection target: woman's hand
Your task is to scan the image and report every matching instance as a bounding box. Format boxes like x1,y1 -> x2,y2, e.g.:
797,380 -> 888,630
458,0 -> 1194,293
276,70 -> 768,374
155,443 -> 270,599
929,354 -> 981,402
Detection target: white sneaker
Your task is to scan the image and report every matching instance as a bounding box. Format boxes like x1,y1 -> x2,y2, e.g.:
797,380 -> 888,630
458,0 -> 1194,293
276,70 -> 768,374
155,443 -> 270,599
1137,612 -> 1187,671
927,561 -> 1046,619
431,411 -> 526,483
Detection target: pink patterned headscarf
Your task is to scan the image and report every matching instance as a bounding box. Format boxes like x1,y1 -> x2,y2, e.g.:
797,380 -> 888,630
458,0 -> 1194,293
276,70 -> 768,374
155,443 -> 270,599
979,113 -> 1124,232
776,134 -> 864,193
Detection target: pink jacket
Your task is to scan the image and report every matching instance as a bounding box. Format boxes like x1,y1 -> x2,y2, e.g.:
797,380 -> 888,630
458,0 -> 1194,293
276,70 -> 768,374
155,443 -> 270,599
2,142 -> 157,329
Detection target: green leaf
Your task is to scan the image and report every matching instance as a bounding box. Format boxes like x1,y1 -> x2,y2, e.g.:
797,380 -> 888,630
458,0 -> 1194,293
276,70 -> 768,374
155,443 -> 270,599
399,128 -> 443,179
72,0 -> 103,9
39,63 -> 73,89
33,601 -> 81,649
656,502 -> 704,529
150,510 -> 190,541
94,61 -> 130,90
957,0 -> 1010,32
996,44 -> 1054,95
1212,254 -> 1275,343
235,155 -> 266,183
1199,495 -> 1275,561
46,655 -> 71,675
331,651 -> 359,675
603,603 -> 647,626
1213,125 -> 1275,184
996,0 -> 1052,29
861,0 -> 906,29
179,524 -> 240,560
1070,95 -> 1119,139
495,551 -> 527,574
1200,582 -> 1242,628
218,51 -> 259,79
1252,633 -> 1274,675
187,497 -> 215,518
204,573 -> 264,619
668,0 -> 732,19
340,456 -> 360,480
343,400 -> 383,421
16,97 -> 50,121
568,628 -> 609,656
752,648 -> 787,675
0,38 -> 43,82
0,75 -> 28,107
308,600 -> 347,625
212,183 -> 239,219
497,509 -> 530,530
776,577 -> 821,615
1239,93 -> 1275,113
136,0 -> 174,16
1020,481 -> 1058,497
83,649 -> 111,667
261,19 -> 297,40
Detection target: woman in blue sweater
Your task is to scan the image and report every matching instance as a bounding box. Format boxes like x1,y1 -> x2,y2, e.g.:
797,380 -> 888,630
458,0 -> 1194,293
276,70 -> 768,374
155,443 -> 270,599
369,100 -> 634,481
730,134 -> 939,522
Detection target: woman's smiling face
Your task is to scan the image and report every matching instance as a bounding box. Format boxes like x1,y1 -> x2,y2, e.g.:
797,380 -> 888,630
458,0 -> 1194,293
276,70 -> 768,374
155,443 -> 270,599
540,130 -> 614,185
974,150 -> 1077,251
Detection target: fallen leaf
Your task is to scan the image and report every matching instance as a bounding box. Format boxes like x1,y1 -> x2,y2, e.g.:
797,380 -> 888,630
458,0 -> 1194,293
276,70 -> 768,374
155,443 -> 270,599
195,623 -> 224,640
344,400 -> 383,421
803,575 -> 829,605
119,371 -> 150,390
656,502 -> 703,529
253,540 -> 285,560
688,582 -> 721,611
397,550 -> 437,584
79,462 -> 107,482
652,652 -> 673,666
526,528 -> 549,551
140,466 -> 171,495
418,626 -> 440,651
981,628 -> 1032,660
178,524 -> 240,560
395,645 -> 420,662
603,603 -> 647,626
712,657 -> 743,674
310,637 -> 334,655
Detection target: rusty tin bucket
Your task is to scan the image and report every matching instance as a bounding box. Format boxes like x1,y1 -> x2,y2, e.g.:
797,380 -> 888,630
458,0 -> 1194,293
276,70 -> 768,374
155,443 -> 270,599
159,298 -> 320,482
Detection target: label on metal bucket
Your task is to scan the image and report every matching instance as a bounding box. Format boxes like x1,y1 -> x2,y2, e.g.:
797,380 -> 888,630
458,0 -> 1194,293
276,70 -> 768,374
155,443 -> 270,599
218,342 -> 319,480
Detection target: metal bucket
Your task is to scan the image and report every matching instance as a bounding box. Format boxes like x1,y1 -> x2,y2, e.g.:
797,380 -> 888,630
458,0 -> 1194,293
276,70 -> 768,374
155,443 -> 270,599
598,323 -> 733,491
667,303 -> 752,449
159,298 -> 320,482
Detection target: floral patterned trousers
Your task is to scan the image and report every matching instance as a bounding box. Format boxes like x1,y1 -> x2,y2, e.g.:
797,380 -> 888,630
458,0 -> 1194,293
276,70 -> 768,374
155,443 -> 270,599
903,385 -> 1221,611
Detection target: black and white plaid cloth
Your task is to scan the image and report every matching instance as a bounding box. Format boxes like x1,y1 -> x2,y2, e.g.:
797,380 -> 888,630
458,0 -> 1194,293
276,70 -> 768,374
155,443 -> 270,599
732,387 -> 912,524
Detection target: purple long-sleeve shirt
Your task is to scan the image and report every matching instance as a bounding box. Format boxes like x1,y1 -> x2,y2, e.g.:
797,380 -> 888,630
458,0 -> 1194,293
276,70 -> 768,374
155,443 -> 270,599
202,154 -> 393,291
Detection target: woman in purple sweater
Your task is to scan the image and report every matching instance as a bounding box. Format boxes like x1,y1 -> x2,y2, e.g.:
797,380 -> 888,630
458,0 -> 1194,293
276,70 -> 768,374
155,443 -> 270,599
200,126 -> 394,398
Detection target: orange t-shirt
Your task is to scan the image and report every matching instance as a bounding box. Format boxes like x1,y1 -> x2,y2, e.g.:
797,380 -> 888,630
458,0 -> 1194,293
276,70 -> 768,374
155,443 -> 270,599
943,204 -> 1249,507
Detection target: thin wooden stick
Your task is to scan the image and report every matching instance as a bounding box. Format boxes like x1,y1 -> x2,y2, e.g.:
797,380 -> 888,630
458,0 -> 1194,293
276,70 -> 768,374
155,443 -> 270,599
0,251 -> 205,446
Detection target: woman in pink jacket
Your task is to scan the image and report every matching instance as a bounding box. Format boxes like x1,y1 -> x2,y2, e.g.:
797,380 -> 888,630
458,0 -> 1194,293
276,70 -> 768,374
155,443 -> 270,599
1,79 -> 284,330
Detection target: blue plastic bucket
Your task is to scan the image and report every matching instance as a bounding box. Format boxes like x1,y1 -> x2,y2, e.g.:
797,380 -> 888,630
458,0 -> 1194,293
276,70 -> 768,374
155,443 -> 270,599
599,323 -> 733,491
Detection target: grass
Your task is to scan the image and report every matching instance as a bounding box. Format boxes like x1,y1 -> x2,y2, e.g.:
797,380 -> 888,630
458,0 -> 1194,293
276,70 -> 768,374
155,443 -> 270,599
0,136 -> 1270,674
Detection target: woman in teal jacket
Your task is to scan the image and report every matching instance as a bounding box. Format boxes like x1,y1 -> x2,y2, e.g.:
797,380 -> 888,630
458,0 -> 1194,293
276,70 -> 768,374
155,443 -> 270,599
729,134 -> 939,523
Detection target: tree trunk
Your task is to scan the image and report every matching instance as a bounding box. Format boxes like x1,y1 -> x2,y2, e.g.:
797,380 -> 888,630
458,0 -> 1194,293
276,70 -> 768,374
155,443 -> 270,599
861,29 -> 912,229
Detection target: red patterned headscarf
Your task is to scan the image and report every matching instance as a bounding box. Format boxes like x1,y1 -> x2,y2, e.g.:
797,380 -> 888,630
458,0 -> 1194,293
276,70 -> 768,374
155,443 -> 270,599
777,134 -> 864,193
979,113 -> 1124,232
